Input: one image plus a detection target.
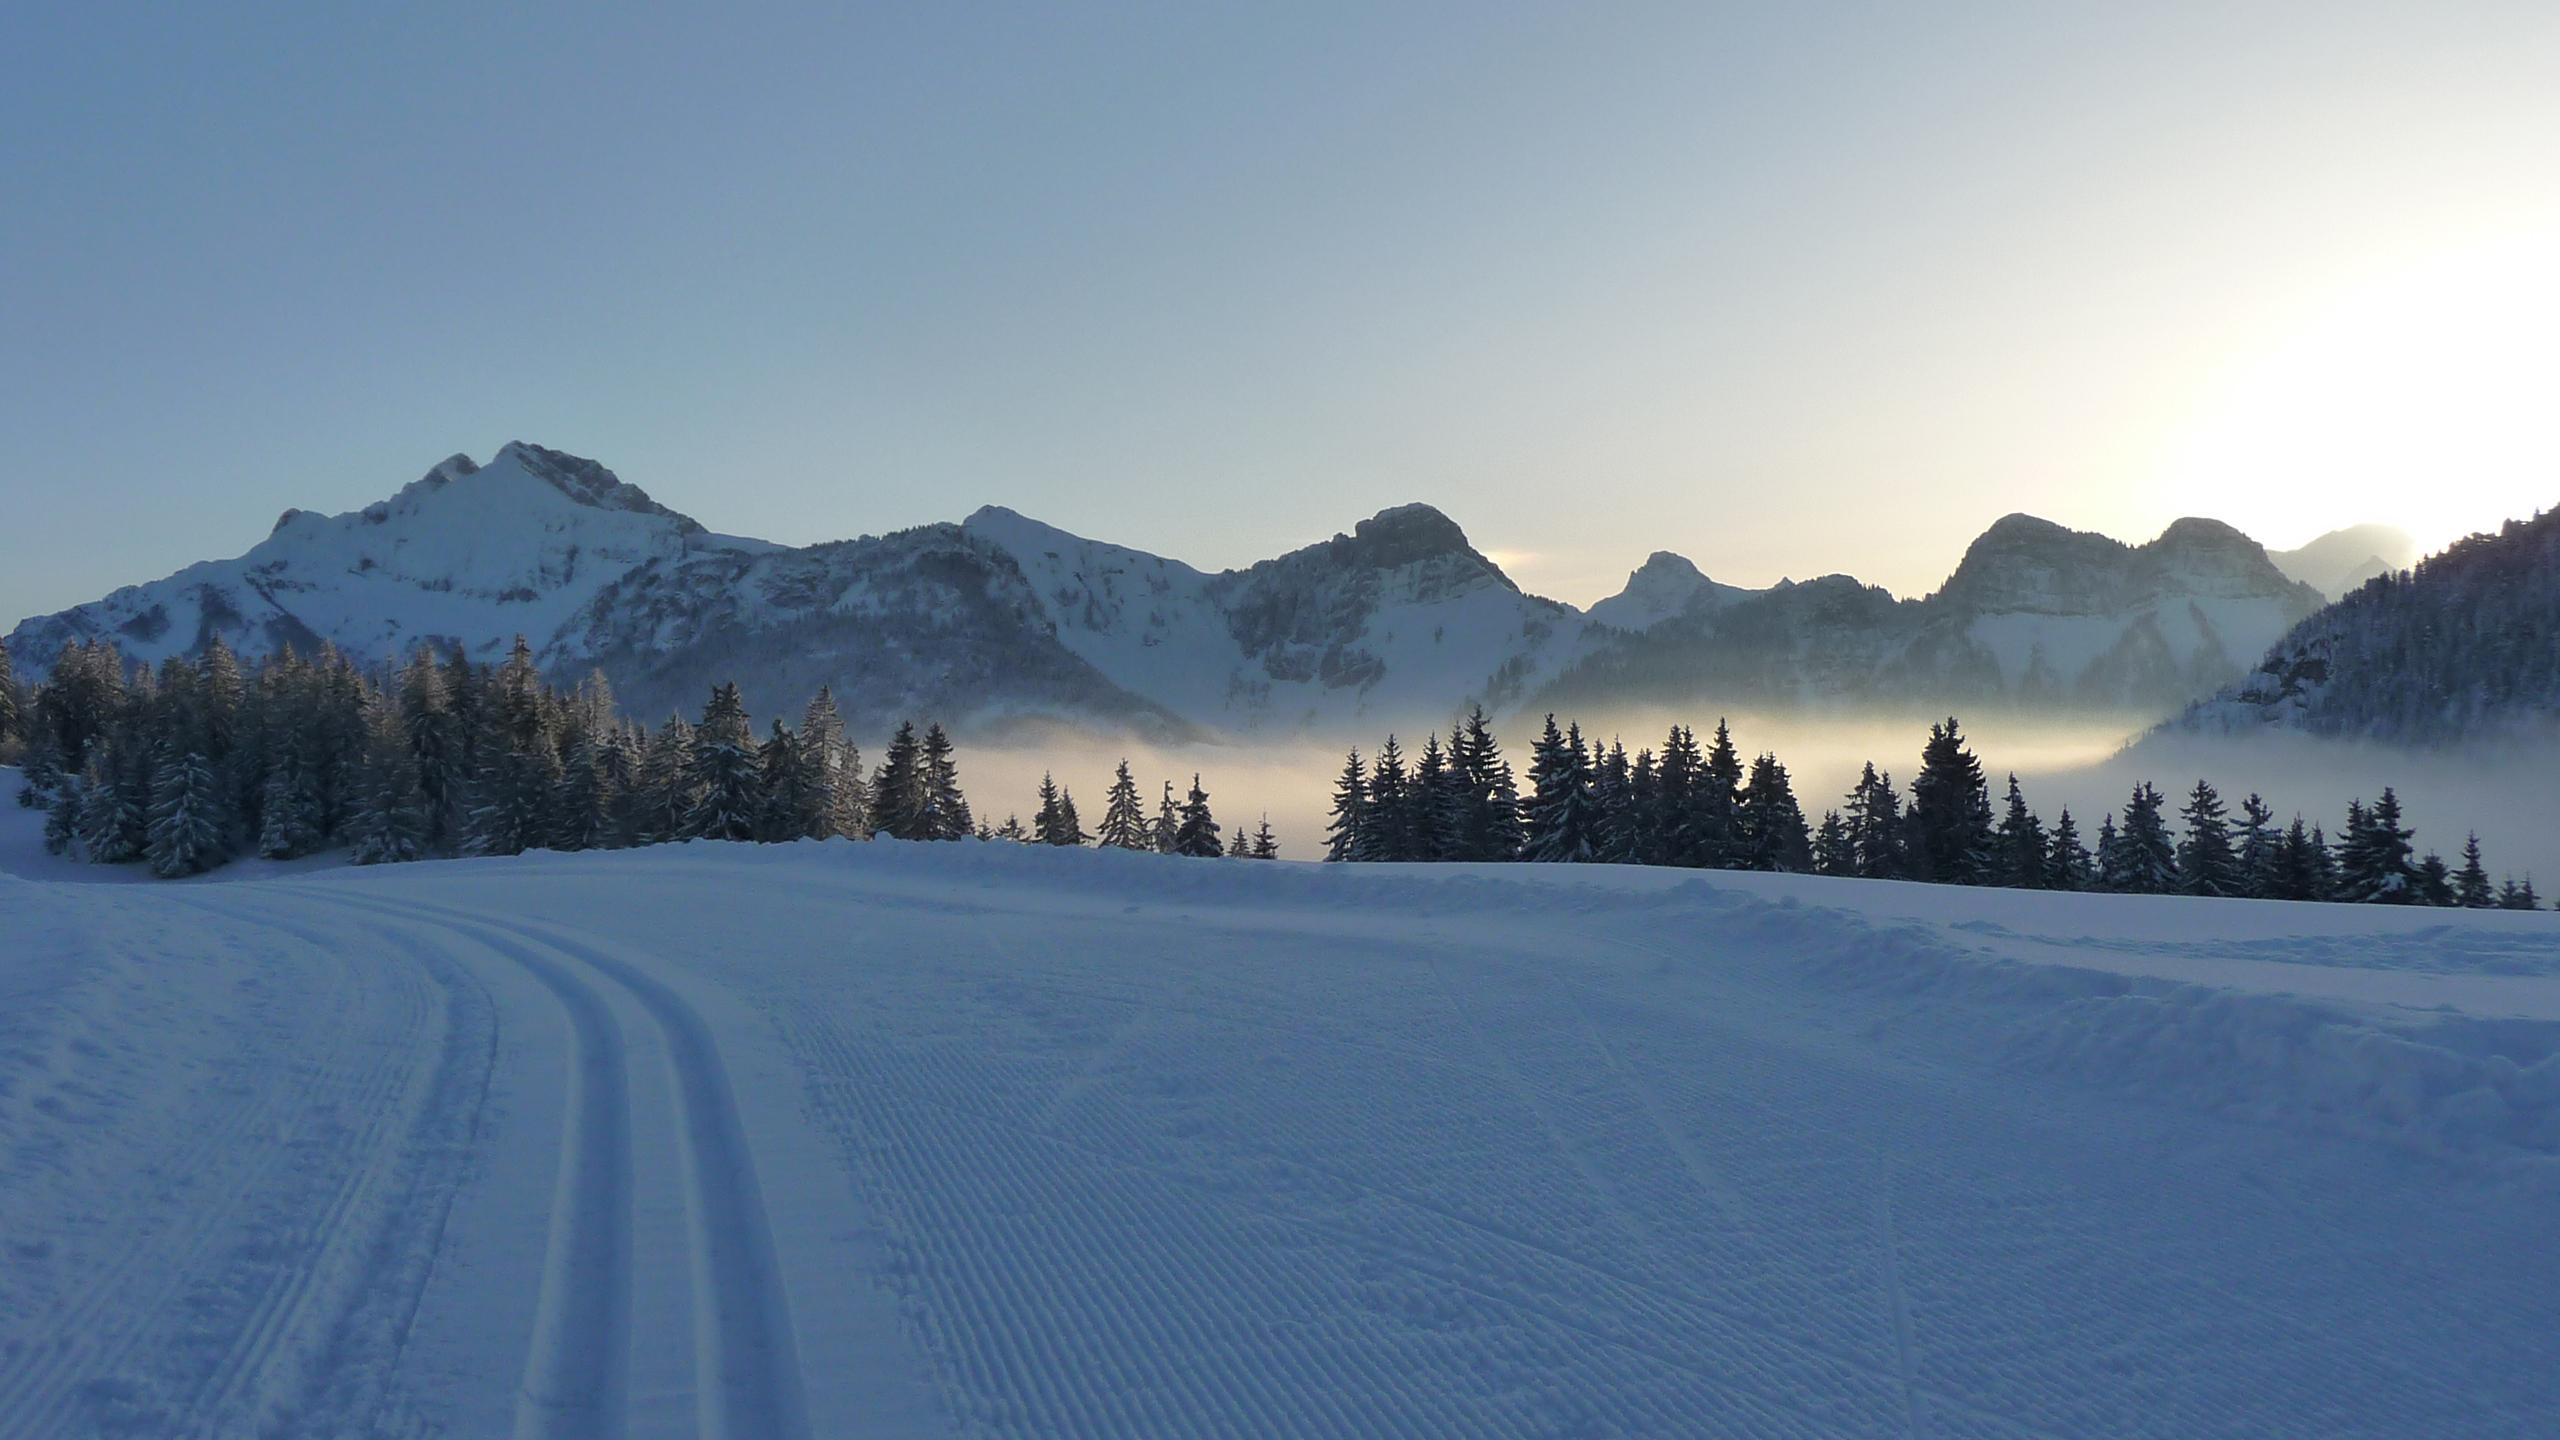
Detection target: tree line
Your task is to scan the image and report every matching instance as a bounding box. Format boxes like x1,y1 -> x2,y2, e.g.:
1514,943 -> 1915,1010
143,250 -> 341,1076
0,636 -> 1273,878
1325,707 -> 2551,909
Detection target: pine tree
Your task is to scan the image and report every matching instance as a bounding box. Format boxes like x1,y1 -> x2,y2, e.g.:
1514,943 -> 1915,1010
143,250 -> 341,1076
551,724 -> 619,852
921,724 -> 971,839
1592,740 -> 1638,864
1521,715 -> 1599,863
1844,763 -> 1904,879
1736,752 -> 1812,872
871,721 -> 927,840
626,715 -> 697,845
1227,826 -> 1251,858
1323,749 -> 1366,862
1250,816 -> 1279,860
75,749 -> 144,863
2273,817 -> 2326,901
1361,735 -> 1409,862
2339,788 -> 2419,903
349,691 -> 430,865
1097,759 -> 1151,851
1909,719 -> 1994,884
145,745 -> 226,878
1153,781 -> 1181,854
2454,833 -> 2496,908
0,635 -> 19,753
1033,773 -> 1087,845
1649,725 -> 1700,866
683,683 -> 762,842
757,720 -> 817,843
2092,813 -> 2122,890
399,650 -> 466,853
1691,720 -> 1745,868
1174,774 -> 1222,857
2176,779 -> 2242,897
799,688 -> 868,839
2045,808 -> 2093,891
1993,774 -> 2047,889
994,814 -> 1030,843
2109,783 -> 2180,894
1812,810 -> 1855,876
2497,876 -> 2541,911
2234,793 -> 2280,899
1410,732 -> 1460,863
2415,852 -> 2456,907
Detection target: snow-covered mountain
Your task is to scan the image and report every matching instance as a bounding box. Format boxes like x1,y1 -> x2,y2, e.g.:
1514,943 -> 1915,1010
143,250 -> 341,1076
2268,523 -> 2422,599
2173,506 -> 2560,745
9,443 -> 2337,735
1541,514 -> 2326,716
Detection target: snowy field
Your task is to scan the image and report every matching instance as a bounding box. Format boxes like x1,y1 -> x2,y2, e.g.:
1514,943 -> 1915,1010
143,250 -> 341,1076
3,803 -> 2557,1437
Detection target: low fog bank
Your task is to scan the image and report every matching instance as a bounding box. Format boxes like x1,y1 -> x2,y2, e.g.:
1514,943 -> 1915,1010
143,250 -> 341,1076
2090,730 -> 2560,889
937,711 -> 2559,887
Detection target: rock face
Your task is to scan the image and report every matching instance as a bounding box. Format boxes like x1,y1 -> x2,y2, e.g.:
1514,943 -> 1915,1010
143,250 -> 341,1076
8,444 -> 2345,736
1543,515 -> 2326,716
2173,506 -> 2560,745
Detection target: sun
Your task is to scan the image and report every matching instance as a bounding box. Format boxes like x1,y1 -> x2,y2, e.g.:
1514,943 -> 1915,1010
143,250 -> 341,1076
2163,228 -> 2560,554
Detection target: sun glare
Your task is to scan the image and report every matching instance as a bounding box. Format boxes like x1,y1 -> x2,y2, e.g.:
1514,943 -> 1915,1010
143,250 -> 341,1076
2166,229 -> 2560,554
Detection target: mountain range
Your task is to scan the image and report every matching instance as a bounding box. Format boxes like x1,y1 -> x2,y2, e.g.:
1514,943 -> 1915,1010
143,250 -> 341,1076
2174,505 -> 2559,745
9,443 -> 2356,739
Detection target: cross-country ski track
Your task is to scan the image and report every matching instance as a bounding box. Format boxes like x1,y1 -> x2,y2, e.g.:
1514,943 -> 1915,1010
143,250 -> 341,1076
4,822 -> 2558,1438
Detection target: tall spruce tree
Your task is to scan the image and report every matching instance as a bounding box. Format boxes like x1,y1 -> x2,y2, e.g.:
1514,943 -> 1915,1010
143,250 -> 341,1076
1812,810 -> 1855,876
1153,780 -> 1182,854
798,688 -> 868,839
1521,715 -> 1598,863
1097,759 -> 1151,851
2454,833 -> 2496,908
920,724 -> 971,839
1323,749 -> 1366,862
2109,783 -> 2180,894
1994,774 -> 2047,889
871,721 -> 927,840
1174,774 -> 1223,857
1736,752 -> 1812,872
757,720 -> 817,843
683,683 -> 762,842
1909,719 -> 1994,884
2045,808 -> 2093,891
349,691 -> 431,865
2176,779 -> 2243,897
1250,816 -> 1279,860
145,744 -> 226,878
1362,735 -> 1409,862
2234,793 -> 2280,899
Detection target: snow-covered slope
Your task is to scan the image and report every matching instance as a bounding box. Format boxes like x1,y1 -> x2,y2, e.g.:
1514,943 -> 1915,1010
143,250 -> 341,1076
9,443 -> 2336,735
1547,514 -> 2326,715
3,816 -> 2556,1438
2174,506 -> 2560,745
4,443 -> 756,674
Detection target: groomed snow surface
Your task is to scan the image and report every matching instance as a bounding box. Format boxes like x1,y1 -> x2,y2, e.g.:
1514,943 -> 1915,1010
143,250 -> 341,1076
3,803 -> 2556,1437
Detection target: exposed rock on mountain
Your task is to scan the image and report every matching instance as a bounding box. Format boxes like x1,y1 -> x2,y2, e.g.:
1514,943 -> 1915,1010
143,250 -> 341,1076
2174,507 -> 2560,745
8,444 -> 2346,736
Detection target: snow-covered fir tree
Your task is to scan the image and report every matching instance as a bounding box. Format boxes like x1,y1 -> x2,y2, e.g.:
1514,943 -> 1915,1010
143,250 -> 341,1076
1096,758 -> 1150,851
920,724 -> 971,840
1153,780 -> 1181,854
1521,715 -> 1598,863
1250,816 -> 1279,860
2175,779 -> 2243,898
2107,782 -> 2180,894
1174,774 -> 1222,857
145,744 -> 226,878
683,683 -> 762,843
1323,749 -> 1366,862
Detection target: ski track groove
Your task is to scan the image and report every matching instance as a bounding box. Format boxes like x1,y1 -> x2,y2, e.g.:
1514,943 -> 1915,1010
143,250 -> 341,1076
308,886 -> 812,1440
0,894 -> 461,1439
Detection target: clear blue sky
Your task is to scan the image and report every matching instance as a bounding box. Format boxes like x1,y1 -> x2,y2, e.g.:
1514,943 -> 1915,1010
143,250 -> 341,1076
5,2 -> 2555,627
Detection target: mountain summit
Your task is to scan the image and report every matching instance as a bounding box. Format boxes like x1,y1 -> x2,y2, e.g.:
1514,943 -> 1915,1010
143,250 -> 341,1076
9,445 -> 2345,734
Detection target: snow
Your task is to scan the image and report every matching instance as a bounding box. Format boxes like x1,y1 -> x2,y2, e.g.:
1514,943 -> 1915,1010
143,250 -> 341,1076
3,792 -> 2557,1436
